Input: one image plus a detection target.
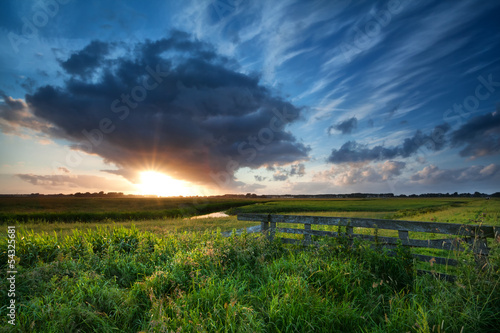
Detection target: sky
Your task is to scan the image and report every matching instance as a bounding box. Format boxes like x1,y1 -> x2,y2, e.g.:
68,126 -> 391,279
0,0 -> 499,196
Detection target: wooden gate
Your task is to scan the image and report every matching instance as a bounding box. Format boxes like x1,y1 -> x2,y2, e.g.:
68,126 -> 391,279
237,213 -> 499,280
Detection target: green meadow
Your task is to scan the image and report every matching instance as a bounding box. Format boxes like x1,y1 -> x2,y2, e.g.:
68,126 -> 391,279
0,196 -> 263,223
1,197 -> 499,332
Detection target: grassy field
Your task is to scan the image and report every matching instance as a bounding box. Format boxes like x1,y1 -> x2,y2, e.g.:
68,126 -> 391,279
228,197 -> 471,215
252,198 -> 500,242
0,196 -> 265,223
1,196 -> 499,332
232,198 -> 499,275
2,196 -> 498,224
1,226 -> 499,332
229,197 -> 500,224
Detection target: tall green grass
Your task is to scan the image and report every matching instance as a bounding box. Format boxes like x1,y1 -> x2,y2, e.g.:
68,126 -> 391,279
12,216 -> 260,238
1,226 -> 498,332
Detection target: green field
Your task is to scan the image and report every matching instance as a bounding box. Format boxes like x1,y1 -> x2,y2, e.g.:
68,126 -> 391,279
0,196 -> 265,223
1,197 -> 499,332
2,196 -> 498,226
230,197 -> 470,214
229,197 -> 500,225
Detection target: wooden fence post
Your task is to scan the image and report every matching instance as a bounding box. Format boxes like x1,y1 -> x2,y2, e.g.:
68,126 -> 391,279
346,225 -> 353,245
270,214 -> 276,242
468,236 -> 489,270
398,230 -> 409,246
260,220 -> 268,234
304,224 -> 311,245
261,215 -> 269,239
346,226 -> 353,235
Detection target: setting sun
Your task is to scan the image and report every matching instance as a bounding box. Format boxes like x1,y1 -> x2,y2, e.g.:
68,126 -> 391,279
137,171 -> 197,197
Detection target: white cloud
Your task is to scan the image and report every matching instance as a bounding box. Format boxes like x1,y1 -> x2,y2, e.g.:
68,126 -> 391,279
16,173 -> 133,192
313,160 -> 406,186
410,164 -> 500,185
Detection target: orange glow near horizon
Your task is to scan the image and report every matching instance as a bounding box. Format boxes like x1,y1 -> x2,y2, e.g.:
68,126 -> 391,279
137,171 -> 199,197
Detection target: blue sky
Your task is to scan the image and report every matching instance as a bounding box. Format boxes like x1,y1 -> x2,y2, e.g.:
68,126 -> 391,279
0,0 -> 499,195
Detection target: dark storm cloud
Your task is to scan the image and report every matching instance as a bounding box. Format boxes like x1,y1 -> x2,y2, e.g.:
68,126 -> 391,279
14,32 -> 309,189
328,124 -> 450,163
59,40 -> 111,78
450,111 -> 500,158
328,117 -> 357,135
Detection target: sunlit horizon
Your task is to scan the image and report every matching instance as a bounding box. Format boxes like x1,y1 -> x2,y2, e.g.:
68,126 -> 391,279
136,171 -> 201,197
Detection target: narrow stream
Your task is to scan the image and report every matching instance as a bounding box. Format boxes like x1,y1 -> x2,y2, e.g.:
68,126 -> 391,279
188,211 -> 262,236
189,211 -> 229,219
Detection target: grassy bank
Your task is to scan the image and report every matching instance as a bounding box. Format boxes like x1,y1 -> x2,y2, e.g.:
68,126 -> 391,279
1,226 -> 499,332
12,217 -> 260,238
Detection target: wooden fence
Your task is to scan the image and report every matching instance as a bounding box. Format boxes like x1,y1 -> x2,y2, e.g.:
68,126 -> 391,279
237,213 -> 499,280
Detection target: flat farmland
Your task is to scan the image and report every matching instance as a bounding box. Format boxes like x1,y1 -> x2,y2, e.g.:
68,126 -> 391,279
2,195 -> 498,224
1,196 -> 498,237
1,196 -> 499,332
231,197 -> 499,225
0,196 -> 265,223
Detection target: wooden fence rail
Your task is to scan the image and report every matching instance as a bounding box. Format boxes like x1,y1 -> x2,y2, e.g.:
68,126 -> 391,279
237,213 -> 499,280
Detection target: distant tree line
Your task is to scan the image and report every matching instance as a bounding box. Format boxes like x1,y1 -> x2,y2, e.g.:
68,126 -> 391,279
222,192 -> 500,199
0,191 -> 127,198
0,191 -> 498,198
